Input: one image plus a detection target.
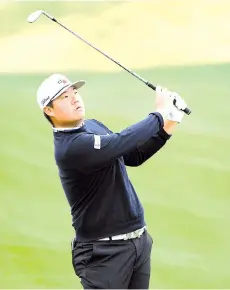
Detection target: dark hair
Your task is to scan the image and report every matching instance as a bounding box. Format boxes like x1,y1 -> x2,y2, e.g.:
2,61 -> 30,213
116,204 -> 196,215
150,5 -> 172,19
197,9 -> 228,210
43,101 -> 53,125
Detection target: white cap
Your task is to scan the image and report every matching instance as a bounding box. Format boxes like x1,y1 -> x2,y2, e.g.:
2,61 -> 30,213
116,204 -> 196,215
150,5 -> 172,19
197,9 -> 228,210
36,73 -> 85,109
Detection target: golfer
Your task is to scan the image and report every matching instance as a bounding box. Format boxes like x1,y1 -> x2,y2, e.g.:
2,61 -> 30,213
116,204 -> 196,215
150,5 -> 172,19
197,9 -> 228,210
36,73 -> 187,289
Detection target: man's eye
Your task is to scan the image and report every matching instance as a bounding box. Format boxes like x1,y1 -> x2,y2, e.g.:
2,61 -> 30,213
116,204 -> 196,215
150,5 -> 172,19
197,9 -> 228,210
64,95 -> 68,98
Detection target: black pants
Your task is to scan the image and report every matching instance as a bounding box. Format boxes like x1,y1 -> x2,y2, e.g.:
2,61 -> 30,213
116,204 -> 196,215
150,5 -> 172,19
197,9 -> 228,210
71,230 -> 153,289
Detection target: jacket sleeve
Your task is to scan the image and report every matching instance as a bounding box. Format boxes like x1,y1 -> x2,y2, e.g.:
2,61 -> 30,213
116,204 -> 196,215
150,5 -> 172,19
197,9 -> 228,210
123,128 -> 171,167
65,113 -> 164,174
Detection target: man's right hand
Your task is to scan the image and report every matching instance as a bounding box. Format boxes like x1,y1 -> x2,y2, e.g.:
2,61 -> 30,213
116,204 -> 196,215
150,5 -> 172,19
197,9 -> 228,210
155,86 -> 173,120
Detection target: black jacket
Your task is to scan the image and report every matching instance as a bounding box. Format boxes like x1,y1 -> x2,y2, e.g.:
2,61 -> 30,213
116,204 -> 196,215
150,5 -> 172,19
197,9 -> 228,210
54,113 -> 171,241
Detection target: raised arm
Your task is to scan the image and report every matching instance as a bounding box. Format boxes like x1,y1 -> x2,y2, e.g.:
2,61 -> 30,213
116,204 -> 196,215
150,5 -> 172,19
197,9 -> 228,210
63,86 -> 187,173
123,88 -> 188,167
64,113 -> 164,174
123,128 -> 171,167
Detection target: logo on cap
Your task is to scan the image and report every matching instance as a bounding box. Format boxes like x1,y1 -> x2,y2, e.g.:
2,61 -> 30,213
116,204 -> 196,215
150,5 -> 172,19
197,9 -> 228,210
41,96 -> 50,106
58,79 -> 68,84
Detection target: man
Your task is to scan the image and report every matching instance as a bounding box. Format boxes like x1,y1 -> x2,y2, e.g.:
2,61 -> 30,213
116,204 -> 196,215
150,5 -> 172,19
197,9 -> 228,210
36,73 -> 187,289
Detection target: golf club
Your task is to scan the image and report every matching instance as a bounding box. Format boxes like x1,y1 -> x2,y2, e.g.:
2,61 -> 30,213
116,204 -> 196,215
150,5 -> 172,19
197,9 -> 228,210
27,10 -> 191,115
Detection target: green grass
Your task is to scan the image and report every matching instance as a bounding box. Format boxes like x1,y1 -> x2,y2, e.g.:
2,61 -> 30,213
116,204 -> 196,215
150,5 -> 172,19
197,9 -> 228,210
0,63 -> 230,289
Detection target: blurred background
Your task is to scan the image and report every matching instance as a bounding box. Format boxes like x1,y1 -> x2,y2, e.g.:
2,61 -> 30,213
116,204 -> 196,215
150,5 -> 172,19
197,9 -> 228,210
0,0 -> 230,288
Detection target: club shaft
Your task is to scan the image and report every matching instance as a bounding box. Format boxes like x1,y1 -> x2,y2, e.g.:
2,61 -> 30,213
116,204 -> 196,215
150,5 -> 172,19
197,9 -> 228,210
50,17 -> 190,115
54,19 -> 148,84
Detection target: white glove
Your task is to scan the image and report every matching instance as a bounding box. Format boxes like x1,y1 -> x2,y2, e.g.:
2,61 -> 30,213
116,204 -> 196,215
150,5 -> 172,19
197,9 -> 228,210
167,92 -> 187,123
173,92 -> 187,111
155,86 -> 174,119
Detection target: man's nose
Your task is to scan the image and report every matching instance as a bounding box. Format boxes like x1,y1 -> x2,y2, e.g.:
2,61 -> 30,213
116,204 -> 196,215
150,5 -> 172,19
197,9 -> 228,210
71,95 -> 78,105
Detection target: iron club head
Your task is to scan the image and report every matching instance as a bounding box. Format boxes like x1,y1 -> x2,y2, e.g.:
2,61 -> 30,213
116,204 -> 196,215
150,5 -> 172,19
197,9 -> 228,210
27,10 -> 43,23
27,10 -> 55,23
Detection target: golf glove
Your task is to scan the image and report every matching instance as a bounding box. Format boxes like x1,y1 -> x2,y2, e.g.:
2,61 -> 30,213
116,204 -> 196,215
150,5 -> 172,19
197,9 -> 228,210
172,92 -> 187,111
167,92 -> 187,123
155,86 -> 174,119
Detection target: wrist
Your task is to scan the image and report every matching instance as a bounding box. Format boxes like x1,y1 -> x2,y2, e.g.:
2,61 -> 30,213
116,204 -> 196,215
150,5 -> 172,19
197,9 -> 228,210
156,109 -> 170,121
163,120 -> 178,134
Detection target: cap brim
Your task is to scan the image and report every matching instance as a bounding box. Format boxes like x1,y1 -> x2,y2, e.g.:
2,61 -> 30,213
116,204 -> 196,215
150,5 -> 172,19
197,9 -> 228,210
51,80 -> 86,103
71,80 -> 86,90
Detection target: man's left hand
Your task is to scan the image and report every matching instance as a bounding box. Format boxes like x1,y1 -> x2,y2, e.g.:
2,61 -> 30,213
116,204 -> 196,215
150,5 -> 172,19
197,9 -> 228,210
167,93 -> 187,123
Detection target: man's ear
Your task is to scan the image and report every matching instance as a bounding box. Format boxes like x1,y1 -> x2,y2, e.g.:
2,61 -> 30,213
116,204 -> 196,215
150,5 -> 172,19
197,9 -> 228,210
44,106 -> 55,117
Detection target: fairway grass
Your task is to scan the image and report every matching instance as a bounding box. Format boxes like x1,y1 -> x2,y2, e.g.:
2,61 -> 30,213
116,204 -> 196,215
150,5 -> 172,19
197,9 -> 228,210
1,63 -> 230,288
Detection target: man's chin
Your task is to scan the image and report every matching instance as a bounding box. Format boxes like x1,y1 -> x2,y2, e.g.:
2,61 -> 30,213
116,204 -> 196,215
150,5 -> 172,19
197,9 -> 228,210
74,112 -> 85,123
78,111 -> 85,119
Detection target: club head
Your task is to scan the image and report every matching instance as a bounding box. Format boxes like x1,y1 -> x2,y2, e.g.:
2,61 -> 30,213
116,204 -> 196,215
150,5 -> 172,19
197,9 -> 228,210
27,10 -> 43,23
27,10 -> 55,23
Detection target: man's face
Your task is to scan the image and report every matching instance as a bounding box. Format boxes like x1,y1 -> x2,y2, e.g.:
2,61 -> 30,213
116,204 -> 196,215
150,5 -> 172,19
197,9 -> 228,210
44,87 -> 85,127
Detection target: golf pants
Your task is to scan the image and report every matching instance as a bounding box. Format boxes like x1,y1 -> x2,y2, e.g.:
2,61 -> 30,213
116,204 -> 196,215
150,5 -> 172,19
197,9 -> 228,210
71,230 -> 153,289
